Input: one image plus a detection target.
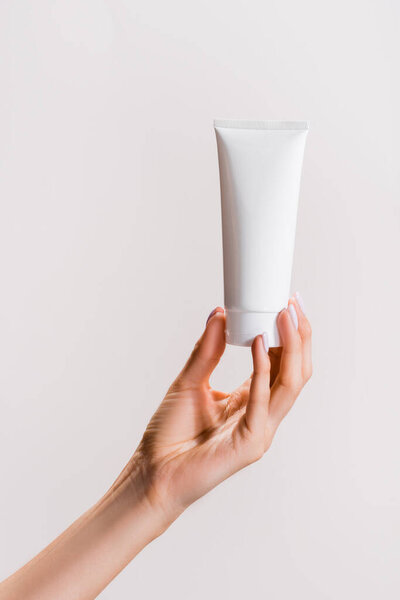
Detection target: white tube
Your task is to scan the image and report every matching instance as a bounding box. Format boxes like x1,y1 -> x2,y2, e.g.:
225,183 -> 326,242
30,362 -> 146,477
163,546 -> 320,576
214,119 -> 309,347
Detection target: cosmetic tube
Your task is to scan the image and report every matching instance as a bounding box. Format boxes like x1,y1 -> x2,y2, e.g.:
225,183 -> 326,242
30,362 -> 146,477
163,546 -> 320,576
214,120 -> 309,347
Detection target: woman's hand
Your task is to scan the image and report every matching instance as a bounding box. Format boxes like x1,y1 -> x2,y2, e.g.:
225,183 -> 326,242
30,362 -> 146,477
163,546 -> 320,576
0,296 -> 311,600
131,294 -> 312,524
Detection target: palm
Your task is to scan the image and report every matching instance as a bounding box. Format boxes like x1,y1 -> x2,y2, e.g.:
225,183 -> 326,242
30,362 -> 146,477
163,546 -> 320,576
140,378 -> 253,509
142,347 -> 282,465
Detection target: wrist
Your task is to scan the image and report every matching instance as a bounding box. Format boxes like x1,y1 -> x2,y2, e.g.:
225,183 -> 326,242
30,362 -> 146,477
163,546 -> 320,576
110,452 -> 182,538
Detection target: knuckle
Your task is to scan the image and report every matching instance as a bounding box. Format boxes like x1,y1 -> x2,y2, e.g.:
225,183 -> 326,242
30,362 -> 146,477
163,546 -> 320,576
263,428 -> 273,453
242,431 -> 265,464
251,441 -> 265,463
192,340 -> 201,355
302,321 -> 312,338
282,373 -> 303,395
293,382 -> 303,396
304,365 -> 313,382
168,374 -> 184,392
291,337 -> 303,354
254,363 -> 270,377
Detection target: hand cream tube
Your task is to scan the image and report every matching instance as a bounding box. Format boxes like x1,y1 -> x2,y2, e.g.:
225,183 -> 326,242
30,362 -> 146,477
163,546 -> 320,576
214,119 -> 309,347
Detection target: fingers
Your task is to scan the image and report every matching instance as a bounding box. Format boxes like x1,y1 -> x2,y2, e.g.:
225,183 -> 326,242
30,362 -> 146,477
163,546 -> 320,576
180,307 -> 226,386
291,292 -> 313,382
268,305 -> 303,428
245,333 -> 271,438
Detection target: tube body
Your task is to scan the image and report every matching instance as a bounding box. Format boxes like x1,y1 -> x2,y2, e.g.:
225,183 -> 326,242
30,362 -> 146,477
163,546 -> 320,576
214,120 -> 309,347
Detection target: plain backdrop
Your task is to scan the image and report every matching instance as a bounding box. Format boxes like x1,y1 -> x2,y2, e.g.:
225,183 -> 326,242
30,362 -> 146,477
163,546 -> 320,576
1,1 -> 399,598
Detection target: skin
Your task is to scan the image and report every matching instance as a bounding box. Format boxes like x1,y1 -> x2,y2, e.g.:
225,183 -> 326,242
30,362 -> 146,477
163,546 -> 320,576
0,295 -> 312,600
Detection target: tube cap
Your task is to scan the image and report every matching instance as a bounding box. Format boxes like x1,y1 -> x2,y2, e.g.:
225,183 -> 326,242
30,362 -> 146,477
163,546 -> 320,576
225,310 -> 281,347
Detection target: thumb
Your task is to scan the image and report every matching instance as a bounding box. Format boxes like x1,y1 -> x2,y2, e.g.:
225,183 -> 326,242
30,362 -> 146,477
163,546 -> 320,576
180,307 -> 226,385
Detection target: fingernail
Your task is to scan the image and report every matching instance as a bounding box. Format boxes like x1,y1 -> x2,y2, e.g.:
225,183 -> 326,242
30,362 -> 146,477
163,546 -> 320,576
295,291 -> 306,314
206,308 -> 218,324
262,332 -> 269,353
206,307 -> 224,324
288,304 -> 298,330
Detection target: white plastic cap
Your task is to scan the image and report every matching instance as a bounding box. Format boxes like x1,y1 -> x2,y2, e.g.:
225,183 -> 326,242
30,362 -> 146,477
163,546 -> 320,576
225,309 -> 282,347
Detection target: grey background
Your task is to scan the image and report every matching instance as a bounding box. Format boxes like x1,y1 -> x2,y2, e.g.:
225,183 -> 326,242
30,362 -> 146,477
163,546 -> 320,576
1,1 -> 399,598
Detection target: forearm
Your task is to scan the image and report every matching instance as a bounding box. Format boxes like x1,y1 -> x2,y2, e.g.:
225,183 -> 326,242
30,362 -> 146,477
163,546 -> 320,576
0,461 -> 170,600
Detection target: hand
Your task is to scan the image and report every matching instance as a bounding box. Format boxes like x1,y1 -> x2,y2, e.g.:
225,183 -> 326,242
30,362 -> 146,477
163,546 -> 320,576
131,294 -> 312,524
0,295 -> 312,600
